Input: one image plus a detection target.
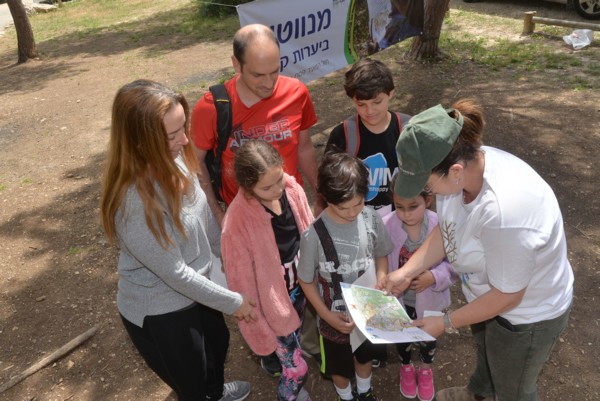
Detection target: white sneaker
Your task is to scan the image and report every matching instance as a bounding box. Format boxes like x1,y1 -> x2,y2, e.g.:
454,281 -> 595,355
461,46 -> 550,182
218,381 -> 251,401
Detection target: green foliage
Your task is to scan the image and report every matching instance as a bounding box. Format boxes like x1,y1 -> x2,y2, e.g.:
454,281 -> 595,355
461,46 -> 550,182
198,0 -> 252,18
571,75 -> 592,90
22,178 -> 32,185
0,183 -> 6,191
68,247 -> 82,255
587,62 -> 600,74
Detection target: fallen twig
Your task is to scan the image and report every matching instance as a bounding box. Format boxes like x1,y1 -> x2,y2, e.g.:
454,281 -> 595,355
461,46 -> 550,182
0,326 -> 99,394
567,221 -> 594,241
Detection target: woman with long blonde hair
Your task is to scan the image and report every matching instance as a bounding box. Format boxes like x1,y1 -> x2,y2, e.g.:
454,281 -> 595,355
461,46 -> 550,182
100,79 -> 255,401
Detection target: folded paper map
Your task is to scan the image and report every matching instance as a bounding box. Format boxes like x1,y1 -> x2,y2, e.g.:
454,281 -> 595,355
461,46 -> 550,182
341,282 -> 435,346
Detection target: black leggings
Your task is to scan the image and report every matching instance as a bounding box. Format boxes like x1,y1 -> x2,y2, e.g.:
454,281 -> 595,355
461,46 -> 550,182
396,305 -> 437,365
121,303 -> 230,401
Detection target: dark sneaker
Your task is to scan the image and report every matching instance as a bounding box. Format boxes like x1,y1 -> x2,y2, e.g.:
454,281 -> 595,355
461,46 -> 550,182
357,387 -> 378,401
218,381 -> 251,401
372,359 -> 381,368
260,352 -> 282,377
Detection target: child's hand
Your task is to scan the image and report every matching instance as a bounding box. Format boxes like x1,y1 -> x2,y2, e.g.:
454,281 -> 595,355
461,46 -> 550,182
325,311 -> 355,334
233,296 -> 257,322
375,271 -> 388,291
410,271 -> 435,293
386,269 -> 411,296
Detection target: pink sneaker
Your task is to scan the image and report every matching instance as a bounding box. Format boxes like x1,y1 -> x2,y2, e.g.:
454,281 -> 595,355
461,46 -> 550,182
399,363 -> 417,399
417,368 -> 434,401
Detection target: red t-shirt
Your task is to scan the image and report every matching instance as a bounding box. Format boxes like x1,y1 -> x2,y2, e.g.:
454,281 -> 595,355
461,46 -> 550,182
191,75 -> 317,205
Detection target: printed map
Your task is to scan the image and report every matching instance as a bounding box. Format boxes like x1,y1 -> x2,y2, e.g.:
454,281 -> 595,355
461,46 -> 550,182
341,283 -> 435,344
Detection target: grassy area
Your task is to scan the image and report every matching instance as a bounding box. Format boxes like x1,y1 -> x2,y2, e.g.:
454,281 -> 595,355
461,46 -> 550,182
1,0 -> 239,48
439,8 -> 600,89
350,4 -> 598,90
1,0 -> 597,90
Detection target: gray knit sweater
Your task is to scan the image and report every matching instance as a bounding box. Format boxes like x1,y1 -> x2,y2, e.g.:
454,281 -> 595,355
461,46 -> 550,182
115,157 -> 242,327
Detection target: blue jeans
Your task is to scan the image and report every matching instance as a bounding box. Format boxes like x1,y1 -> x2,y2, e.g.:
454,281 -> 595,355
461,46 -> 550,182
468,307 -> 570,401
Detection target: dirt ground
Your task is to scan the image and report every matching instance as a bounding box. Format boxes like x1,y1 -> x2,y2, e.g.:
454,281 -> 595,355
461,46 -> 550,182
0,0 -> 598,400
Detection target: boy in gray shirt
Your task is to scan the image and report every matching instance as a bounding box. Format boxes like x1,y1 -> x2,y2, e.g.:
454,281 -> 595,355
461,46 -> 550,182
298,152 -> 393,401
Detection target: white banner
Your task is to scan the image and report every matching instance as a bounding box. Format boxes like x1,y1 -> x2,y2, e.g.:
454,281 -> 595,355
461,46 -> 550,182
237,0 -> 356,83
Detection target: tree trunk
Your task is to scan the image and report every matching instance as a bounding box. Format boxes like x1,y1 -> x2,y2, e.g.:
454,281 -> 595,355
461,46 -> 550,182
406,0 -> 450,60
6,0 -> 38,64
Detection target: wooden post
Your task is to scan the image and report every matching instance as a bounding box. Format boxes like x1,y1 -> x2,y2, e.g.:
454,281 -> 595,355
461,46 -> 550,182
523,11 -> 536,35
523,10 -> 600,34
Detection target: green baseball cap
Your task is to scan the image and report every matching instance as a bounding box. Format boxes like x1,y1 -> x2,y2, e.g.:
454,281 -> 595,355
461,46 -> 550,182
394,104 -> 463,198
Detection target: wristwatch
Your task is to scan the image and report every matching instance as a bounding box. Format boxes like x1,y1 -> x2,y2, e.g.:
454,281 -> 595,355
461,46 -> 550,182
443,311 -> 458,334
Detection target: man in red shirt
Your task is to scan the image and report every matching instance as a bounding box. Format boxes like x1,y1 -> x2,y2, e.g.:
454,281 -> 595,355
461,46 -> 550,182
191,24 -> 319,225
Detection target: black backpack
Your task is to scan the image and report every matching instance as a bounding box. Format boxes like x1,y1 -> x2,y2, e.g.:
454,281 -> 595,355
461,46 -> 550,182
204,84 -> 232,202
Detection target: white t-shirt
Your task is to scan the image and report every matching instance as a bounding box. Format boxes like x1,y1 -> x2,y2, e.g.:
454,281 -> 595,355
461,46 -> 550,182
436,146 -> 573,324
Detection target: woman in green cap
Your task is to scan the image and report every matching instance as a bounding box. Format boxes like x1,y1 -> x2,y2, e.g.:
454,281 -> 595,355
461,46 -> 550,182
386,99 -> 573,401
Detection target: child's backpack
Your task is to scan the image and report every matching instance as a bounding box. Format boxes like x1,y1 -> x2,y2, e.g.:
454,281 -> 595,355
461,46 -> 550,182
204,84 -> 232,202
312,210 -> 374,344
342,112 -> 410,156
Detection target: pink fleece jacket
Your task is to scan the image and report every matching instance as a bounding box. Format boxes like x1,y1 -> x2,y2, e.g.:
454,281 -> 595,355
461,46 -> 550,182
221,174 -> 314,355
382,209 -> 458,319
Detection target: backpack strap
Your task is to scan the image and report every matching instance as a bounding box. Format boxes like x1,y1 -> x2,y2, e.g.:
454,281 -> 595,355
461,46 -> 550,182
313,218 -> 344,301
314,218 -> 340,267
395,112 -> 411,136
342,114 -> 360,157
207,84 -> 232,200
344,112 -> 410,156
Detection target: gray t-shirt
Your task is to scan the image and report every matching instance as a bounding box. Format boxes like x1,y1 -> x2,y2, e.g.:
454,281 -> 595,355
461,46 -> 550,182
298,206 -> 393,289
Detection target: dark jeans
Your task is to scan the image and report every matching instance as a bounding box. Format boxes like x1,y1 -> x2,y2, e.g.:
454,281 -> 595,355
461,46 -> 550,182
468,307 -> 571,401
121,303 -> 230,401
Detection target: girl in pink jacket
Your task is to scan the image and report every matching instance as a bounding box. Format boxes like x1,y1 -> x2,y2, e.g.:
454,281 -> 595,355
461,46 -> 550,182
221,140 -> 314,401
383,175 -> 457,401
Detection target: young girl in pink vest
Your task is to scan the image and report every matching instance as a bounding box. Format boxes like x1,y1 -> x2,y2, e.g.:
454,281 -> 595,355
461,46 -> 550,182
221,140 -> 314,401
